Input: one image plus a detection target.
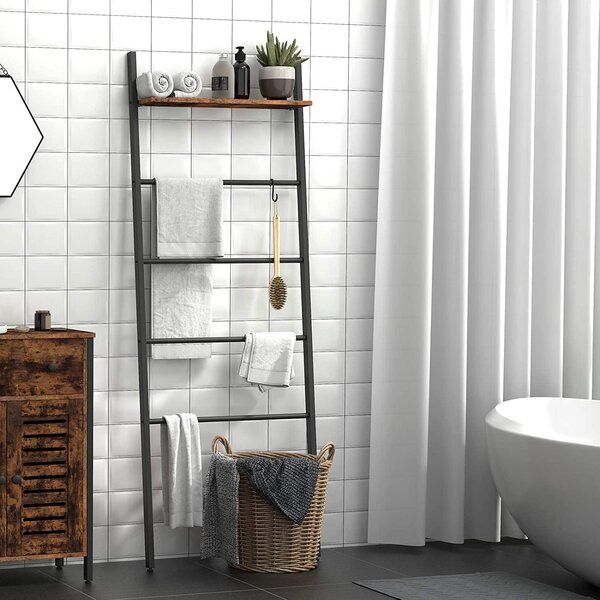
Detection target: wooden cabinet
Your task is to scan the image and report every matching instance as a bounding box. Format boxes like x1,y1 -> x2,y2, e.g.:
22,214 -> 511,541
0,329 -> 93,581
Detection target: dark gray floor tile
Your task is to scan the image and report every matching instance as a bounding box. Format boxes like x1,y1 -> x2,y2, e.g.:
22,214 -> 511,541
272,583 -> 388,599
197,549 -> 398,589
519,566 -> 600,599
135,592 -> 283,600
334,542 -> 548,576
494,539 -> 567,567
0,569 -> 90,600
38,558 -> 253,600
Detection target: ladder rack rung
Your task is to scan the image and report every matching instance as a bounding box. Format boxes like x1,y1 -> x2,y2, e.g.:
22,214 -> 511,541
143,256 -> 302,264
140,178 -> 300,187
149,412 -> 308,425
147,335 -> 306,344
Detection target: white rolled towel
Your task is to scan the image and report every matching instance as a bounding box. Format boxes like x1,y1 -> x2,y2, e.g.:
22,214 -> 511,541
172,71 -> 202,98
136,71 -> 174,98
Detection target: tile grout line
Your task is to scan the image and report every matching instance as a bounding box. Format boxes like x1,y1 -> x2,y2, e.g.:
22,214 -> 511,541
66,2 -> 70,329
319,546 -> 410,576
341,0 -> 351,547
106,0 -> 113,564
188,557 -> 287,599
112,587 -> 285,600
35,568 -> 98,600
22,7 -> 27,330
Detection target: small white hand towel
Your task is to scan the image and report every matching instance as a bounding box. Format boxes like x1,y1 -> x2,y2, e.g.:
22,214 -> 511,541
172,71 -> 202,97
136,71 -> 174,98
160,413 -> 203,528
156,177 -> 223,257
238,332 -> 296,392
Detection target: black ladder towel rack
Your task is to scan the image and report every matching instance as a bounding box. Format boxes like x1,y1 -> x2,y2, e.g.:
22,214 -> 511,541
126,51 -> 317,571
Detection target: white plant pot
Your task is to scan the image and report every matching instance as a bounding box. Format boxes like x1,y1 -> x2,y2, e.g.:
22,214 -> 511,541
259,66 -> 295,100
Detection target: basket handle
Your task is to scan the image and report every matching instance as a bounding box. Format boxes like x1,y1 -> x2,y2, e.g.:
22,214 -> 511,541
316,442 -> 335,463
211,435 -> 233,455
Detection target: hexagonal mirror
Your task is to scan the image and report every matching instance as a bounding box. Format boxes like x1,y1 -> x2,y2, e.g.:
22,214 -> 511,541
0,68 -> 43,197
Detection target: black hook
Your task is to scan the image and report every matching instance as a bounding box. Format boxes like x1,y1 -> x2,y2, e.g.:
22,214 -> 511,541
270,178 -> 278,203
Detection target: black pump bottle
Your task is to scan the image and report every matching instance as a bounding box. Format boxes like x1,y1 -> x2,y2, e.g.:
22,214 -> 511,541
234,46 -> 250,99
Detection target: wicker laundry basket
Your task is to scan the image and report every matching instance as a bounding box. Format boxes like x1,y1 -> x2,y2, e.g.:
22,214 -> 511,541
211,435 -> 335,573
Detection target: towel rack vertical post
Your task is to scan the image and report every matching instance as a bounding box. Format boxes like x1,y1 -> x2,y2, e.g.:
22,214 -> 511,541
126,51 -> 317,571
127,51 -> 156,572
293,65 -> 317,455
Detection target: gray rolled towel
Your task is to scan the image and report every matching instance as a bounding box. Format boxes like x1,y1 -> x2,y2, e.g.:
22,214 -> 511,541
236,455 -> 320,524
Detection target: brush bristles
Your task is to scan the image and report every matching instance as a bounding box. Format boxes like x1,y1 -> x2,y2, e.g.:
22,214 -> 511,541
269,276 -> 287,310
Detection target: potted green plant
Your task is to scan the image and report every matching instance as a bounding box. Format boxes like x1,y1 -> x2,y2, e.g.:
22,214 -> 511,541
256,31 -> 308,100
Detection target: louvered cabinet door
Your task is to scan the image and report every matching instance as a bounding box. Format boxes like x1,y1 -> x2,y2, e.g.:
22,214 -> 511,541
5,397 -> 86,558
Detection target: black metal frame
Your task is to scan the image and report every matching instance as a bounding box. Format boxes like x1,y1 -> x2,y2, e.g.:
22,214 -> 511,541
127,51 -> 317,572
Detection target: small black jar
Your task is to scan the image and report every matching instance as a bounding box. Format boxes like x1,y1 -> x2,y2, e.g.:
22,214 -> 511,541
34,310 -> 51,331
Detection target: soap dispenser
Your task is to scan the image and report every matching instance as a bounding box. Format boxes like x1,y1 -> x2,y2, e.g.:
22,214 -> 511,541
211,53 -> 234,99
234,46 -> 250,99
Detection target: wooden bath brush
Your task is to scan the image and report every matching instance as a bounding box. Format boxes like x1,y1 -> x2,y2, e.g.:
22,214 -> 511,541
269,200 -> 287,310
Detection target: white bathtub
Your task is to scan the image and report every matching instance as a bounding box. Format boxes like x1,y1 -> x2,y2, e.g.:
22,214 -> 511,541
486,397 -> 600,586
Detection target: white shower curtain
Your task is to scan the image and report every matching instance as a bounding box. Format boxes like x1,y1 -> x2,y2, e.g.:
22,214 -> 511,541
369,0 -> 600,545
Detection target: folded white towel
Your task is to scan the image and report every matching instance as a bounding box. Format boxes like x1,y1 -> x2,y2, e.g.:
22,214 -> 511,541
239,332 -> 296,392
152,177 -> 223,359
160,413 -> 203,528
172,71 -> 202,97
156,178 -> 223,257
136,71 -> 174,98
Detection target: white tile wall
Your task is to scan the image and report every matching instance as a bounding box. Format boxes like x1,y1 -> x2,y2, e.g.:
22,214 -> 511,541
0,0 -> 383,561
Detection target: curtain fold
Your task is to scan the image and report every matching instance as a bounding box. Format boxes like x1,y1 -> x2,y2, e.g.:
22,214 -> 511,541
369,0 -> 600,545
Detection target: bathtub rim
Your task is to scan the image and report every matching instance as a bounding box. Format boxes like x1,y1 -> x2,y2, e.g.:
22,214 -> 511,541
485,396 -> 600,449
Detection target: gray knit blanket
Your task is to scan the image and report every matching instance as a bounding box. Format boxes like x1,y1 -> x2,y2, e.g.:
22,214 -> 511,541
236,456 -> 320,524
200,454 -> 239,563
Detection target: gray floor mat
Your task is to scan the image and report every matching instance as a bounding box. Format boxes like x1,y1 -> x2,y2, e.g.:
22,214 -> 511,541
355,572 -> 593,599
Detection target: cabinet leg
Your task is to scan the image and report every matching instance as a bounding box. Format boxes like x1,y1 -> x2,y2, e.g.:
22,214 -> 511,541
55,558 -> 64,569
84,556 -> 92,583
84,337 -> 94,584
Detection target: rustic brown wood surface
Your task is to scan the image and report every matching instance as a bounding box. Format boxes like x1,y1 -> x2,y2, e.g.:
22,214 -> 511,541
138,96 -> 312,109
0,332 -> 91,560
0,339 -> 84,396
6,397 -> 87,557
6,401 -> 22,556
0,329 -> 94,341
67,396 -> 86,554
0,550 -> 85,562
0,402 -> 5,557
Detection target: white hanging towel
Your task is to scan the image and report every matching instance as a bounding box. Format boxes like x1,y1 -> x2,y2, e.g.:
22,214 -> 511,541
239,332 -> 296,392
156,178 -> 222,258
151,177 -> 222,359
160,413 -> 203,528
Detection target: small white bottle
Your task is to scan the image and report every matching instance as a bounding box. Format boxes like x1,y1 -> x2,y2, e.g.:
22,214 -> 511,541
211,54 -> 234,99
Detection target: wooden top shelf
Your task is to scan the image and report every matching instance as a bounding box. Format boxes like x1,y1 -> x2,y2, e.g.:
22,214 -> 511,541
138,97 -> 312,109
